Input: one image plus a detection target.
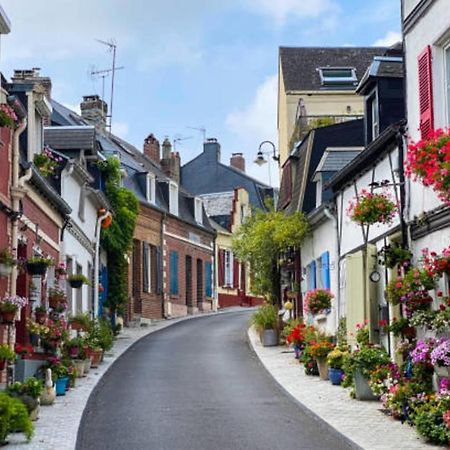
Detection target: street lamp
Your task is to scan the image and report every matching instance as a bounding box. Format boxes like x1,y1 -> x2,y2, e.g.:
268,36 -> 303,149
253,141 -> 280,186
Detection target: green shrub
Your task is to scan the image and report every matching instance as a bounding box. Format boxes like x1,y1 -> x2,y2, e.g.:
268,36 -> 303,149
0,392 -> 33,443
251,303 -> 278,333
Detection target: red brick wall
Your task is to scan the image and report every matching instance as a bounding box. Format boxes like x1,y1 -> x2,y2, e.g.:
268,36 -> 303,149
22,197 -> 60,244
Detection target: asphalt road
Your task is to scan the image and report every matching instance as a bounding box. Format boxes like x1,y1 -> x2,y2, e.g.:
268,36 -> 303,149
76,311 -> 356,450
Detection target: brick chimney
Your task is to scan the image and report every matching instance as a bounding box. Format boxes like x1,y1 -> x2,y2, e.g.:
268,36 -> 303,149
230,153 -> 245,172
80,95 -> 107,131
143,134 -> 160,164
160,138 -> 180,183
12,68 -> 52,101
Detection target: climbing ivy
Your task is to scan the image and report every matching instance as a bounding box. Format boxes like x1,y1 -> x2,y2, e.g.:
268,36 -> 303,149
98,157 -> 139,316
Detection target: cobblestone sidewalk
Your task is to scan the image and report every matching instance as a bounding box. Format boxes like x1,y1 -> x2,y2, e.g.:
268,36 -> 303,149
7,309 -> 245,449
248,326 -> 446,450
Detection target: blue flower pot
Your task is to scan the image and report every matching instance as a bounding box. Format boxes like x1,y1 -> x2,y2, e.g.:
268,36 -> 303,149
328,368 -> 344,385
55,377 -> 69,396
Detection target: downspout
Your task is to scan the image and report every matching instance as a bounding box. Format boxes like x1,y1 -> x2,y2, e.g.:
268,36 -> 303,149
10,119 -> 28,297
93,210 -> 111,318
161,211 -> 168,318
324,204 -> 340,324
396,126 -> 409,249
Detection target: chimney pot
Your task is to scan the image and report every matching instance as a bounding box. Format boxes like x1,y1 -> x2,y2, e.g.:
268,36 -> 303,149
80,95 -> 107,130
143,133 -> 160,164
230,152 -> 245,172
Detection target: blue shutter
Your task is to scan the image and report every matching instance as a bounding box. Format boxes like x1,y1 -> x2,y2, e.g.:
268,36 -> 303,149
205,262 -> 212,298
310,261 -> 317,289
321,252 -> 330,289
170,251 -> 179,295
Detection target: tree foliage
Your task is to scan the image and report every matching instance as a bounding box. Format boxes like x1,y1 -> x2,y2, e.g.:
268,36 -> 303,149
98,157 -> 139,315
232,203 -> 308,302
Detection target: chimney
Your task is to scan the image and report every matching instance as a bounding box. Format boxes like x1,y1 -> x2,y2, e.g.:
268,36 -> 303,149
12,68 -> 52,101
230,153 -> 245,172
143,134 -> 160,164
160,138 -> 180,183
203,138 -> 221,161
80,95 -> 107,131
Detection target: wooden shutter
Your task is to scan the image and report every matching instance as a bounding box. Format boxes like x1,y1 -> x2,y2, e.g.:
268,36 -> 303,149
233,260 -> 239,288
142,242 -> 149,293
151,245 -> 157,293
418,45 -> 434,139
278,161 -> 292,209
218,249 -> 225,287
205,262 -> 212,298
321,252 -> 330,289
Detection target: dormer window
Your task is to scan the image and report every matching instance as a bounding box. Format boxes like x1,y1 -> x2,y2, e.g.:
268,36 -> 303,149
146,173 -> 156,205
169,181 -> 179,216
366,90 -> 379,143
194,198 -> 203,224
318,67 -> 357,87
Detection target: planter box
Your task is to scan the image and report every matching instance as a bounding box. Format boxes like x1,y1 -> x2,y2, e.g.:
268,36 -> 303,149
354,370 -> 377,401
262,329 -> 278,347
14,358 -> 46,383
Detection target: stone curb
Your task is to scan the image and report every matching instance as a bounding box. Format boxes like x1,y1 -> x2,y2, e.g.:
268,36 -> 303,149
247,326 -> 443,450
7,307 -> 248,449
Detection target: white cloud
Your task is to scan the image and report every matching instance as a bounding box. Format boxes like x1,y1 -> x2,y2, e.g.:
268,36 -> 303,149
245,0 -> 338,26
373,31 -> 402,47
226,75 -> 279,186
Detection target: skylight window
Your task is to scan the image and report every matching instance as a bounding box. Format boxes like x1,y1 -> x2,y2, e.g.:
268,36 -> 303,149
318,67 -> 357,87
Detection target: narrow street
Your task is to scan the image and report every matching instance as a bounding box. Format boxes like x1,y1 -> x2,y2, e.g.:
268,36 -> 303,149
76,311 -> 355,450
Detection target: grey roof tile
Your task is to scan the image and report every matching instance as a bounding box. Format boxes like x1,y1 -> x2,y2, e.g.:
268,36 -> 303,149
44,126 -> 96,152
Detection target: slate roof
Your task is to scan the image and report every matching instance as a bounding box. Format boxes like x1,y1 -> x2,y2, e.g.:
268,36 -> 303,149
280,119 -> 365,215
44,126 -> 96,153
357,56 -> 404,95
200,192 -> 234,217
279,47 -> 387,92
314,148 -> 363,175
181,146 -> 273,211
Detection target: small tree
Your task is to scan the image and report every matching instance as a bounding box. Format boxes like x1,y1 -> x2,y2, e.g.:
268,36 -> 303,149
232,201 -> 308,305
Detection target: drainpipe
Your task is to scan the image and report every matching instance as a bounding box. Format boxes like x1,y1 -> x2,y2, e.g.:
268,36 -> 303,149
93,210 -> 111,318
396,126 -> 409,249
161,212 -> 169,319
10,119 -> 28,296
324,204 -> 340,327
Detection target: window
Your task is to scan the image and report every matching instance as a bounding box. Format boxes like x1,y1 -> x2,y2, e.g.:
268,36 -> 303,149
319,67 -> 357,87
169,181 -> 179,216
315,175 -> 322,208
169,250 -> 179,295
370,95 -> 379,140
146,173 -> 156,205
240,205 -> 245,225
194,198 -> 203,224
224,250 -> 234,287
143,242 -> 151,293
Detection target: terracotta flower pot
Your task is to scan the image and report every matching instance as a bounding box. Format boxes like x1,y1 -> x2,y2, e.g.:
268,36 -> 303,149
1,310 -> 16,323
35,311 -> 47,324
90,349 -> 102,368
48,297 -> 60,309
70,321 -> 86,332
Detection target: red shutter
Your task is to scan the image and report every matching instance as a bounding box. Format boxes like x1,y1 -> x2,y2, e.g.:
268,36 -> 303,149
418,45 -> 434,140
218,249 -> 225,287
233,260 -> 239,288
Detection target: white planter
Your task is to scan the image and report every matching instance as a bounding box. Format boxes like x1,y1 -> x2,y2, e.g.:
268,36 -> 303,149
434,365 -> 450,378
0,263 -> 12,277
262,329 -> 278,347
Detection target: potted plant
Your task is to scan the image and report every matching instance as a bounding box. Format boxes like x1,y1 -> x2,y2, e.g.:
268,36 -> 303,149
431,338 -> 450,378
0,295 -> 27,323
304,289 -> 333,315
47,286 -> 66,309
65,337 -> 84,359
14,343 -> 33,360
345,346 -> 390,400
251,303 -> 278,347
0,344 -> 15,370
34,305 -> 47,324
0,248 -> 16,277
309,339 -> 335,380
54,261 -> 67,279
68,313 -> 91,332
7,378 -> 43,421
378,244 -> 413,269
25,256 -> 54,276
327,348 -> 348,385
0,103 -> 18,129
67,273 -> 90,289
33,147 -> 62,178
347,189 -> 397,225
0,392 -> 34,445
285,322 -> 307,358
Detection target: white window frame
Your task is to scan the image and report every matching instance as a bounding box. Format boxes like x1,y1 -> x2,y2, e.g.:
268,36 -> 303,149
371,93 -> 379,140
194,197 -> 203,224
169,181 -> 179,216
224,250 -> 233,287
146,173 -> 156,205
318,67 -> 357,87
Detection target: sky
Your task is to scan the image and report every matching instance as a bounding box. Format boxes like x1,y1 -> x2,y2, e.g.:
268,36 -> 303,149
1,0 -> 401,187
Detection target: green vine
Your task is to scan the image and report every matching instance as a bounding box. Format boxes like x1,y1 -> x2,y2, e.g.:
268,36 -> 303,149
98,157 -> 139,316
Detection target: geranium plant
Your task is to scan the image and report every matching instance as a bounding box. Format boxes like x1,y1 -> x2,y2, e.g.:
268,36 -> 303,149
347,189 -> 397,225
304,289 -> 333,315
422,246 -> 450,278
33,147 -> 63,178
405,129 -> 450,205
0,103 -> 18,129
308,339 -> 335,359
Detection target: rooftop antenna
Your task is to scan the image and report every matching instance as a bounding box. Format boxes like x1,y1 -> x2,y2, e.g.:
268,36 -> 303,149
95,38 -> 122,132
187,126 -> 206,143
173,135 -> 192,151
90,65 -> 124,118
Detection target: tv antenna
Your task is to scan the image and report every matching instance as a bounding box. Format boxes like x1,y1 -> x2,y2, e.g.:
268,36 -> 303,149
90,65 -> 124,119
173,135 -> 192,151
95,38 -> 122,132
187,126 -> 206,142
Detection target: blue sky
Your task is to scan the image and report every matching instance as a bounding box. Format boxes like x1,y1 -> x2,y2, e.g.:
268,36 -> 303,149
1,0 -> 401,186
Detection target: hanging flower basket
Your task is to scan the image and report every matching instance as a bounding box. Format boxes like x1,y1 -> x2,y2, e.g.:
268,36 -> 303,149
47,287 -> 66,309
26,257 -> 54,276
68,274 -> 89,289
0,263 -> 12,277
405,129 -> 450,205
347,189 -> 397,225
0,248 -> 16,277
1,310 -> 16,323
